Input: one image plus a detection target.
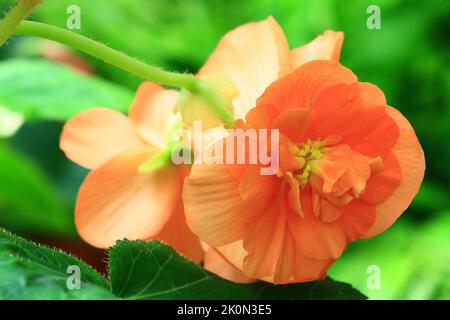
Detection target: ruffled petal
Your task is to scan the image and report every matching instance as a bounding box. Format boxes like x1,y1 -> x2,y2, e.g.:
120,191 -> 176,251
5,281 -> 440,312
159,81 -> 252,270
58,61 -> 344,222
363,106 -> 425,237
242,190 -> 287,279
75,147 -> 180,248
291,30 -> 344,68
256,60 -> 357,118
214,241 -> 247,275
307,83 -> 399,159
152,199 -> 203,263
199,16 -> 291,119
272,107 -> 311,143
60,108 -> 145,169
287,188 -> 347,260
214,229 -> 332,284
128,82 -> 179,149
292,248 -> 332,282
245,103 -> 279,130
183,163 -> 245,246
203,246 -> 253,283
338,200 -> 376,241
361,152 -> 402,205
239,165 -> 279,219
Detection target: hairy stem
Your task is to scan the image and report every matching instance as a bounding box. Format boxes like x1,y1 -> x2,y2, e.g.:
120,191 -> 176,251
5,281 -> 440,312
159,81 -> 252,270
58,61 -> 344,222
0,0 -> 42,47
15,21 -> 235,125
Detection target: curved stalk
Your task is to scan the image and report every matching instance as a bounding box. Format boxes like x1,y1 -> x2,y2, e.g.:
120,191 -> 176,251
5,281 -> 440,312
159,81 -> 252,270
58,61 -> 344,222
16,21 -> 200,91
14,21 -> 235,125
0,0 -> 42,47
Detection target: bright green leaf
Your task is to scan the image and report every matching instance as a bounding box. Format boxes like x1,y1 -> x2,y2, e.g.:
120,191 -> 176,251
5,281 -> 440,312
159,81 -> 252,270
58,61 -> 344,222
0,59 -> 133,121
0,230 -> 366,300
110,240 -> 366,300
0,229 -> 114,299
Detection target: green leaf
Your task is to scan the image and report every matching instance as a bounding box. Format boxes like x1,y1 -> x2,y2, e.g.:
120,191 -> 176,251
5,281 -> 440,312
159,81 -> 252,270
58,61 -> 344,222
110,240 -> 366,300
0,144 -> 74,236
0,229 -> 114,299
0,231 -> 365,300
0,58 -> 133,121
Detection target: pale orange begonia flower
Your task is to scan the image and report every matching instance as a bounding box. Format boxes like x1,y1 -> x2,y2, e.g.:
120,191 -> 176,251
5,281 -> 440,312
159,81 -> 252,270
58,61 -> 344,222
60,82 -> 203,262
183,22 -> 425,283
191,17 -> 345,282
60,16 -> 350,282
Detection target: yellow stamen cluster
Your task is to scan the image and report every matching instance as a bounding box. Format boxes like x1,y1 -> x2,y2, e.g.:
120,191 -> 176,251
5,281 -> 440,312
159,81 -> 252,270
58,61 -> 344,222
290,139 -> 328,186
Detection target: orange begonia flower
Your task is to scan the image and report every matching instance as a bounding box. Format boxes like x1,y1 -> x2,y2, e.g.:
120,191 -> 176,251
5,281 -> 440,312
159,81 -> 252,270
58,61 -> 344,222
188,17 -> 346,282
60,16 -> 355,283
60,82 -> 204,262
183,22 -> 425,283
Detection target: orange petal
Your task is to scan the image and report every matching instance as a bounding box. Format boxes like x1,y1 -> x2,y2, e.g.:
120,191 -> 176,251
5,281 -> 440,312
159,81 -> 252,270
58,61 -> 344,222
243,187 -> 333,283
245,103 -> 282,133
291,30 -> 344,68
152,199 -> 203,263
256,60 -> 357,117
214,240 -> 247,276
285,173 -> 303,217
128,82 -> 179,149
211,233 -> 334,283
272,107 -> 312,143
199,16 -> 291,119
361,152 -> 401,205
272,231 -> 295,283
60,108 -> 145,169
287,189 -> 347,260
307,83 -> 399,159
338,200 -> 376,241
278,135 -> 304,173
272,230 -> 330,284
292,247 -> 333,283
363,106 -> 425,238
350,82 -> 386,106
216,232 -> 332,284
203,246 -> 254,283
183,163 -> 245,246
239,165 -> 279,219
320,199 -> 342,223
75,147 -> 180,248
242,190 -> 287,279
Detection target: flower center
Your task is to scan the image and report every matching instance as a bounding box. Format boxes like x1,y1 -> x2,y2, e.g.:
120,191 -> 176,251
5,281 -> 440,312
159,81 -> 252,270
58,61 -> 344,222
290,139 -> 328,186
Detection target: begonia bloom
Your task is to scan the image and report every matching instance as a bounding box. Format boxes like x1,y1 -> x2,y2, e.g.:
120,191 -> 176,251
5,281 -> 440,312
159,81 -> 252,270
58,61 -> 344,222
61,16 -> 373,283
188,17 -> 347,281
183,28 -> 425,283
60,82 -> 203,262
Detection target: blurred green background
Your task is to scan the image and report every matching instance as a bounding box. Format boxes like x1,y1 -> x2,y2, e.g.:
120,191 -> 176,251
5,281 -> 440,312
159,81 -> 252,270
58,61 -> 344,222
0,0 -> 449,299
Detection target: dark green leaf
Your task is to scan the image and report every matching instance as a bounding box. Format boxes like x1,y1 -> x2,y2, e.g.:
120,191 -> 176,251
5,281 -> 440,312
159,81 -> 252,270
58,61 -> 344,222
0,229 -> 114,299
110,240 -> 366,300
0,59 -> 133,121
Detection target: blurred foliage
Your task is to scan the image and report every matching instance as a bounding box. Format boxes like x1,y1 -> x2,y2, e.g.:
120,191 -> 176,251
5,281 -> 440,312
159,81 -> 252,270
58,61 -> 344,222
0,0 -> 448,299
329,214 -> 450,299
0,59 -> 133,121
0,143 -> 72,235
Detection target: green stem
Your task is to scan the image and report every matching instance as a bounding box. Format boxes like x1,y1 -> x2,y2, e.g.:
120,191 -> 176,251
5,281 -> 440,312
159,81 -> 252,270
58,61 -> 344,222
15,21 -> 235,126
0,0 -> 42,47
16,21 -> 199,90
